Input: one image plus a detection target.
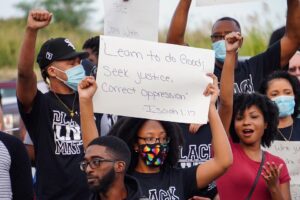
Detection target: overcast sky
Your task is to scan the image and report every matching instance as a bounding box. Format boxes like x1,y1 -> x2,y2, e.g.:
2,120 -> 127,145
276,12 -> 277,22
0,0 -> 287,33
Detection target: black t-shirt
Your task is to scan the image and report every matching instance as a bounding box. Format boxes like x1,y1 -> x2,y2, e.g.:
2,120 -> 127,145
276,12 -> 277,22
0,131 -> 33,200
18,91 -> 89,200
130,167 -> 198,200
276,118 -> 300,141
178,123 -> 217,198
214,41 -> 281,93
178,124 -> 212,168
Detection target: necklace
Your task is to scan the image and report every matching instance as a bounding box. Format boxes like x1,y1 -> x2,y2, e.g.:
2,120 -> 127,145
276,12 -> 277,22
53,92 -> 77,117
277,125 -> 294,141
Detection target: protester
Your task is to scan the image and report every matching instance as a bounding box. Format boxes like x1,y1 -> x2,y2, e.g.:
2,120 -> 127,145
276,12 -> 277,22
217,32 -> 291,199
288,50 -> 300,82
82,36 -> 100,67
167,0 -> 300,93
17,10 -> 91,199
269,26 -> 286,47
82,35 -> 120,136
0,94 -> 4,130
80,136 -> 146,200
0,131 -> 33,200
269,26 -> 300,81
177,123 -> 218,199
78,74 -> 232,199
260,71 -> 300,141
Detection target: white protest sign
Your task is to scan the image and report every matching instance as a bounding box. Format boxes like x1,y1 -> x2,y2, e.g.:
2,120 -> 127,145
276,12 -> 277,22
264,141 -> 300,199
104,0 -> 159,41
196,0 -> 259,6
93,36 -> 215,124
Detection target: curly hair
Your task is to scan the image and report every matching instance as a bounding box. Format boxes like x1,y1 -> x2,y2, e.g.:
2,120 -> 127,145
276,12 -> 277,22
259,70 -> 300,119
108,117 -> 184,172
229,93 -> 279,148
82,36 -> 100,56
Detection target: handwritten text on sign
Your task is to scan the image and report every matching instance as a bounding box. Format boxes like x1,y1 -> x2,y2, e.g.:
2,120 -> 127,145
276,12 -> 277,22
94,36 -> 215,123
104,0 -> 159,41
265,141 -> 300,199
196,0 -> 258,6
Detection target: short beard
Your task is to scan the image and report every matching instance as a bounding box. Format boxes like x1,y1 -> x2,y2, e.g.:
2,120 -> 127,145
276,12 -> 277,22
90,168 -> 116,195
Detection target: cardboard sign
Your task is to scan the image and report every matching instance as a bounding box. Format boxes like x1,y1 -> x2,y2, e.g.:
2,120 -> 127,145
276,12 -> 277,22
93,36 -> 215,123
196,0 -> 257,6
264,141 -> 300,199
104,0 -> 159,41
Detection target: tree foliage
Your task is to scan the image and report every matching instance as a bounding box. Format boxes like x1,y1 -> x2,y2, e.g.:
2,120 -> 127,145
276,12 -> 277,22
15,0 -> 94,28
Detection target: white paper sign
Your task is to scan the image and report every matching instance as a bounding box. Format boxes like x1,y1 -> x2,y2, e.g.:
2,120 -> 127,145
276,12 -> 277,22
264,141 -> 300,199
93,36 -> 215,124
104,0 -> 159,41
196,0 -> 258,6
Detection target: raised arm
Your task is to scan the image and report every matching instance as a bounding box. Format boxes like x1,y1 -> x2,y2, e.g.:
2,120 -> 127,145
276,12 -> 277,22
17,10 -> 52,112
195,74 -> 233,189
279,0 -> 300,67
218,32 -> 242,134
78,76 -> 99,149
166,0 -> 192,45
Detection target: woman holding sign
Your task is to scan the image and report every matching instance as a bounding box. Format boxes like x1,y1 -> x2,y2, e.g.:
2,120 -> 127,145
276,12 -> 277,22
260,71 -> 300,141
78,74 -> 233,200
217,32 -> 291,199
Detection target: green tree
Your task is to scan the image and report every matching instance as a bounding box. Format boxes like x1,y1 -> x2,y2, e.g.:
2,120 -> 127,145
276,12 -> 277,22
15,0 -> 94,28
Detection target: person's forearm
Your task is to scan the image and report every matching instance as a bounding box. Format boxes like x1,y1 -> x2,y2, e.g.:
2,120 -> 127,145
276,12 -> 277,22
80,97 -> 99,149
18,27 -> 38,78
269,186 -> 285,200
218,52 -> 236,133
209,105 -> 232,169
166,0 -> 192,44
285,0 -> 300,43
279,0 -> 300,67
17,27 -> 38,111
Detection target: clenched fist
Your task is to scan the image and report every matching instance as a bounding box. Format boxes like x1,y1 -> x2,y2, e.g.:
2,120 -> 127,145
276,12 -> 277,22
27,10 -> 52,30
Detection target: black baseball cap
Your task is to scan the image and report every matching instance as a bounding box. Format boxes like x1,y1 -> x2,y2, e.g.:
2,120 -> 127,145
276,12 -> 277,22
37,37 -> 89,70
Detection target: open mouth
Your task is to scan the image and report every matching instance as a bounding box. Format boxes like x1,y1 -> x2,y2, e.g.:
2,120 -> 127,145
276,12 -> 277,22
242,129 -> 254,136
87,177 -> 97,184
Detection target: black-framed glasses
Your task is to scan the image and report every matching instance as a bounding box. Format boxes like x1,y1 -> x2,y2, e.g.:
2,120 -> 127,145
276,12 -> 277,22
288,66 -> 300,72
210,31 -> 233,41
137,136 -> 170,144
79,157 -> 115,171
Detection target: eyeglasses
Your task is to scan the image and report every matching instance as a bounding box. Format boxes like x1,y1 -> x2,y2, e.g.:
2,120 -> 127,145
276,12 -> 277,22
210,32 -> 233,41
211,34 -> 226,41
79,157 -> 115,171
137,136 -> 170,144
288,66 -> 300,73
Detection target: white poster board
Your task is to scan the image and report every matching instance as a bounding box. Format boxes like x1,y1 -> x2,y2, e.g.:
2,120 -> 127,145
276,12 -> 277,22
93,36 -> 215,124
196,0 -> 258,6
104,0 -> 159,41
264,141 -> 300,199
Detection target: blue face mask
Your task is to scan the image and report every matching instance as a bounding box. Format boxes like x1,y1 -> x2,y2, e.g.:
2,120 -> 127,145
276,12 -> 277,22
212,40 -> 226,62
271,96 -> 295,118
55,64 -> 86,91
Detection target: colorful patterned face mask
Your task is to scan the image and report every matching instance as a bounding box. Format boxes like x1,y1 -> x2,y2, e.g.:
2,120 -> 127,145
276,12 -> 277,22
138,143 -> 169,167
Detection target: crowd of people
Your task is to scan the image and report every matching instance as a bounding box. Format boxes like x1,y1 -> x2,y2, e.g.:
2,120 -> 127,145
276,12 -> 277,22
0,0 -> 300,199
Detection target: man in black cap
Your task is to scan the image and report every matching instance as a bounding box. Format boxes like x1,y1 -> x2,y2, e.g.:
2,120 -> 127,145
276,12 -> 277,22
17,10 -> 91,200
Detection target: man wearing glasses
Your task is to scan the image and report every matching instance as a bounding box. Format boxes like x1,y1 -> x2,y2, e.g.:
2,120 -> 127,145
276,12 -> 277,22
167,0 -> 300,93
80,136 -> 146,200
